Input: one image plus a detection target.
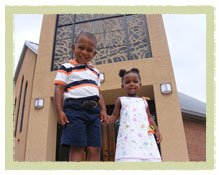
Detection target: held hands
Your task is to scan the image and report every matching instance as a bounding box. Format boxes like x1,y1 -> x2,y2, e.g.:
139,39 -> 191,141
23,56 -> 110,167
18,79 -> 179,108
100,110 -> 108,125
100,113 -> 113,125
57,110 -> 69,126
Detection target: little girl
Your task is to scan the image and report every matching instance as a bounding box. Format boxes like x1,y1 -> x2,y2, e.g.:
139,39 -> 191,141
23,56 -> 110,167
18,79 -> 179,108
107,68 -> 162,162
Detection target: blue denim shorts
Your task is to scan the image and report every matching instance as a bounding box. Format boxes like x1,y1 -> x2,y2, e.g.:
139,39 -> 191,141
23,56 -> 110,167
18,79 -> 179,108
61,100 -> 102,147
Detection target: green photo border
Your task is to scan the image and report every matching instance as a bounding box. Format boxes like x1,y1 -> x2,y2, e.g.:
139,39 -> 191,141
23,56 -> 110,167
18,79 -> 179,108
5,6 -> 215,170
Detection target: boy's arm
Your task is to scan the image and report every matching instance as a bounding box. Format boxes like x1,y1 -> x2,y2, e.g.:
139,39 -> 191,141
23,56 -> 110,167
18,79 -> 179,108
107,98 -> 121,124
54,84 -> 69,126
99,93 -> 108,125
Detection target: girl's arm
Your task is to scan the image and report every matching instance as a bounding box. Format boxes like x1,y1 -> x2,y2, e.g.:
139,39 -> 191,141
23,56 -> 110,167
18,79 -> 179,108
107,98 -> 121,124
147,108 -> 163,144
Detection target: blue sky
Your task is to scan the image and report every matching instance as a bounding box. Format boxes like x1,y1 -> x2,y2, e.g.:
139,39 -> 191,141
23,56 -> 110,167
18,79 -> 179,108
14,14 -> 206,102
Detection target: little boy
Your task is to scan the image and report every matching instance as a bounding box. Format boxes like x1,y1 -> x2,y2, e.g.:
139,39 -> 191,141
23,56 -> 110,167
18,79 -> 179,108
54,32 -> 107,161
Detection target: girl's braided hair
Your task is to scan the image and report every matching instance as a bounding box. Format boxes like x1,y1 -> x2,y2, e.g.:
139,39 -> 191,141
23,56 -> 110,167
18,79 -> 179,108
119,68 -> 141,82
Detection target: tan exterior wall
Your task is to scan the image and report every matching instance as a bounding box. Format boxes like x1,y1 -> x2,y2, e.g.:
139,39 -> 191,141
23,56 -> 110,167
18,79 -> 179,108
16,14 -> 189,161
24,15 -> 57,161
183,119 -> 206,161
14,48 -> 37,161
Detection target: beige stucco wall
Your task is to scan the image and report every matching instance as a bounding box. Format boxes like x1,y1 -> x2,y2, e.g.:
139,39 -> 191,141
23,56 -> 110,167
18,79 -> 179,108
22,14 -> 189,161
24,15 -> 57,161
14,48 -> 37,161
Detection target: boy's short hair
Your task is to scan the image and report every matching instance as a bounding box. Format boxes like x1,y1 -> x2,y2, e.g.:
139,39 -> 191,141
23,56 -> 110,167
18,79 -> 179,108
75,31 -> 97,47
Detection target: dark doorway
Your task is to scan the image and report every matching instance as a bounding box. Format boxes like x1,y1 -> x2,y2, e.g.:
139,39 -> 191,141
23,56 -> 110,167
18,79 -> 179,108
55,100 -> 160,161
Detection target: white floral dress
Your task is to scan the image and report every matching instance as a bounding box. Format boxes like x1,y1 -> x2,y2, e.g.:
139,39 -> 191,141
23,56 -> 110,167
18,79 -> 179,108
115,97 -> 162,162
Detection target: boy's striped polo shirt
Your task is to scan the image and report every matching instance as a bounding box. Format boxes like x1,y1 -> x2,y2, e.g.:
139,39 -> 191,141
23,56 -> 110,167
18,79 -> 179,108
54,60 -> 100,100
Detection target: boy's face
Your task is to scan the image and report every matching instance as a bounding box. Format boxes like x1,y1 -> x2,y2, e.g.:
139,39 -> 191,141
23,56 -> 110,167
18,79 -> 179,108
72,35 -> 97,64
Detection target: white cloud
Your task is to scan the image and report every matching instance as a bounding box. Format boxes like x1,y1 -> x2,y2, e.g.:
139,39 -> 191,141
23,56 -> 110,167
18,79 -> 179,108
14,14 -> 43,73
163,14 -> 206,102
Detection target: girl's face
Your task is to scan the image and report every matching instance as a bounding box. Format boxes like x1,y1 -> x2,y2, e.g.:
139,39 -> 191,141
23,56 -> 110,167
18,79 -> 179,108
122,72 -> 142,97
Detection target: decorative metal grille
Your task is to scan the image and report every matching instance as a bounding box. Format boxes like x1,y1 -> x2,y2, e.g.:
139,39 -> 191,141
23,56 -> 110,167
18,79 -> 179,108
52,14 -> 152,71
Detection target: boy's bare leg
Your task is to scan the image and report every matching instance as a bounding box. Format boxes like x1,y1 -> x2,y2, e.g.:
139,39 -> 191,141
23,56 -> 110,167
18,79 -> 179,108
87,146 -> 101,161
69,146 -> 85,161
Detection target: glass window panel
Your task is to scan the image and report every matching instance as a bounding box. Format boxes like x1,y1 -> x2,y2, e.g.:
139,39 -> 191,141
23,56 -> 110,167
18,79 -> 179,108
53,55 -> 71,71
93,14 -> 115,19
57,14 -> 75,26
126,14 -> 145,29
92,48 -> 109,65
96,30 -> 126,49
56,25 -> 73,41
94,46 -> 128,64
75,20 -> 103,34
53,39 -> 72,70
129,42 -> 151,60
74,22 -> 93,35
73,21 -> 104,42
76,14 -> 118,22
92,20 -> 104,34
102,17 -> 125,32
95,33 -> 106,49
128,26 -> 147,44
107,46 -> 128,63
54,39 -> 72,56
52,14 -> 152,69
76,14 -> 94,22
105,30 -> 126,48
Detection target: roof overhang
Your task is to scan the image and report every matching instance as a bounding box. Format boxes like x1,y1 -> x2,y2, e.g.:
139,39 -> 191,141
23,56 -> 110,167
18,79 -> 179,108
13,41 -> 38,83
